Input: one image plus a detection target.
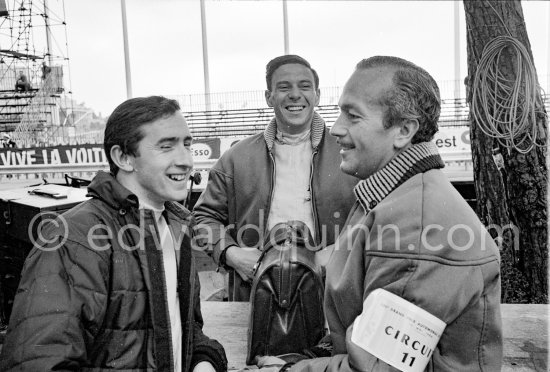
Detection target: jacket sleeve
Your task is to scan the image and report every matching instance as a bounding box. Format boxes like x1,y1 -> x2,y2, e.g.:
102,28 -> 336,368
291,240 -> 497,371
289,327 -> 403,372
190,270 -> 228,372
193,163 -> 238,264
0,239 -> 109,372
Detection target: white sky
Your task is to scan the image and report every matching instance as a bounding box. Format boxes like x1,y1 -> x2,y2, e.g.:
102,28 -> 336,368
54,0 -> 550,116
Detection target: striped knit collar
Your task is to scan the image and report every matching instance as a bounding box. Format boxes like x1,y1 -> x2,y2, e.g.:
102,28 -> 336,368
354,141 -> 444,213
264,111 -> 325,151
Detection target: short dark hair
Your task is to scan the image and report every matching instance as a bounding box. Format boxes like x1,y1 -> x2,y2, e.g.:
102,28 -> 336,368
104,96 -> 181,175
265,54 -> 319,91
356,56 -> 441,143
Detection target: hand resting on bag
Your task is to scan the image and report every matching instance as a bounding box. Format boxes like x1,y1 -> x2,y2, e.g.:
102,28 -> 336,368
226,246 -> 262,282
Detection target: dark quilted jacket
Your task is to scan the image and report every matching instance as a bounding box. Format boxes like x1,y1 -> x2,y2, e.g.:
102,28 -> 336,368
0,171 -> 227,372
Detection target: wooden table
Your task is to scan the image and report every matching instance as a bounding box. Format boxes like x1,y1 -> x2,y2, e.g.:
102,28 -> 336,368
201,302 -> 548,371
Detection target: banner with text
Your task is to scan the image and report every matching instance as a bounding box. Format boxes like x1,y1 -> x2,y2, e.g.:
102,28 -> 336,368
433,127 -> 470,153
0,138 -> 222,167
0,130 -> 471,168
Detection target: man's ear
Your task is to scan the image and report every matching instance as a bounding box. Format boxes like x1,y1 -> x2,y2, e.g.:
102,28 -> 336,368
314,88 -> 321,107
110,145 -> 134,172
394,119 -> 419,149
265,90 -> 273,107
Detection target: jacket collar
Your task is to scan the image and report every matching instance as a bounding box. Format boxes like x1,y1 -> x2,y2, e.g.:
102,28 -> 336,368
87,171 -> 139,211
354,141 -> 445,213
87,171 -> 191,221
263,111 -> 325,151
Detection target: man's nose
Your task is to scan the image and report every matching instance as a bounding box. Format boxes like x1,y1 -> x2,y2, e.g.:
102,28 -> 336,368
176,144 -> 193,168
288,86 -> 301,99
330,114 -> 346,137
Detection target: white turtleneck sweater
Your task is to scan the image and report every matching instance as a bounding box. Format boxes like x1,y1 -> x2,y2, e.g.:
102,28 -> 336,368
267,128 -> 316,239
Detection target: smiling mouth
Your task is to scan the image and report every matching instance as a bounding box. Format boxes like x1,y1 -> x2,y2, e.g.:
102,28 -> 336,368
286,105 -> 306,112
338,142 -> 355,151
168,174 -> 187,181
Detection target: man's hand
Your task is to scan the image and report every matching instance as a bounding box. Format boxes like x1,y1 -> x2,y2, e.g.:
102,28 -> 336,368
314,244 -> 334,269
257,355 -> 286,367
235,355 -> 296,371
193,361 -> 216,372
225,246 -> 262,282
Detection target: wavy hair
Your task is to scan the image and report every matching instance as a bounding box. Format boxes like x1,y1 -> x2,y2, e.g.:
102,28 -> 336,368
104,96 -> 181,175
266,54 -> 319,91
356,56 -> 441,143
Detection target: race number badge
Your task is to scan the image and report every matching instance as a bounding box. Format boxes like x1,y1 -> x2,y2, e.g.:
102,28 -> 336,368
351,289 -> 446,372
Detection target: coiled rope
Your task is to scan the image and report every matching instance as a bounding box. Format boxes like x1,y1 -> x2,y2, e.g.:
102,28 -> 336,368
471,35 -> 546,154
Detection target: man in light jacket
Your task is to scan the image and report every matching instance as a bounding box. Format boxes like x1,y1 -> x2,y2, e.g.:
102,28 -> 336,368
193,55 -> 357,301
257,56 -> 502,371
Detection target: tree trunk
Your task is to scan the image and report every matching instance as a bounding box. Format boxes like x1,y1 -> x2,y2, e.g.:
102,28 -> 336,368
463,0 -> 547,303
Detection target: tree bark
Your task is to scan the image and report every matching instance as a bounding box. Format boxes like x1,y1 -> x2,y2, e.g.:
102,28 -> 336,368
463,0 -> 547,303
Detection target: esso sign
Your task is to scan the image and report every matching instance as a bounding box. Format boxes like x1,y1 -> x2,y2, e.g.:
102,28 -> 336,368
461,129 -> 470,145
192,143 -> 212,159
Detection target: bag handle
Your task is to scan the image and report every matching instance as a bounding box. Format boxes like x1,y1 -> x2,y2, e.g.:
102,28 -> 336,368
251,220 -> 314,281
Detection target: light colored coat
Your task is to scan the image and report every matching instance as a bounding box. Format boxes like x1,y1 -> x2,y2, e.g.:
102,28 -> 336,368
292,169 -> 502,371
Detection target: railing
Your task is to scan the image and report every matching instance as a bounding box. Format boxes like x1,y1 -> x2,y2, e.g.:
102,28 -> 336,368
170,76 -> 549,113
184,92 -> 549,140
185,100 -> 472,139
0,65 -> 63,93
175,85 -> 461,112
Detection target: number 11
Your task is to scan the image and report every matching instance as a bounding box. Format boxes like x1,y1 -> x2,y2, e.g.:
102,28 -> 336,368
401,352 -> 416,367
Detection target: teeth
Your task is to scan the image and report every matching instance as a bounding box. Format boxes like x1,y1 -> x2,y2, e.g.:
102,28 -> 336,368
169,175 -> 185,181
287,106 -> 304,112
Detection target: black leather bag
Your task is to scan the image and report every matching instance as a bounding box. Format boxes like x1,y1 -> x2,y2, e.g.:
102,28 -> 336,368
246,221 -> 326,365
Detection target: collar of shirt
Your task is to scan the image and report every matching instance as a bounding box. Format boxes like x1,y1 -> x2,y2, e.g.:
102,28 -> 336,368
275,128 -> 311,145
139,201 -> 165,222
264,111 -> 325,150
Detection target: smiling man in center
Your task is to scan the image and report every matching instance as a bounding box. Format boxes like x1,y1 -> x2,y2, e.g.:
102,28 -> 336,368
194,54 -> 358,301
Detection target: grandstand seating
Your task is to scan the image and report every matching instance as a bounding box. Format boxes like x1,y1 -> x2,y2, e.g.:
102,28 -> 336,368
185,94 -> 550,139
185,98 -> 473,139
0,66 -> 63,136
0,90 -> 41,132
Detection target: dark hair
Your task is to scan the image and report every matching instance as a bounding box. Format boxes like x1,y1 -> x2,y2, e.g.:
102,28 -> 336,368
265,54 -> 319,91
104,96 -> 181,175
356,56 -> 441,143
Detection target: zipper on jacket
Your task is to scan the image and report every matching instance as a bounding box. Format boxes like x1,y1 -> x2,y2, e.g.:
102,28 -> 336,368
264,150 -> 276,239
310,148 -> 320,246
183,252 -> 196,372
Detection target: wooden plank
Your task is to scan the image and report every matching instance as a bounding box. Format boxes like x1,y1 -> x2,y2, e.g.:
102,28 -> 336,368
201,302 -> 250,370
200,302 -> 548,371
501,305 -> 548,371
0,303 -> 546,370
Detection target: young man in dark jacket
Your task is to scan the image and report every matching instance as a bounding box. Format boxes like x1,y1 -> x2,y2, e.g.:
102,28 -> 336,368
0,96 -> 227,372
193,55 -> 358,301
